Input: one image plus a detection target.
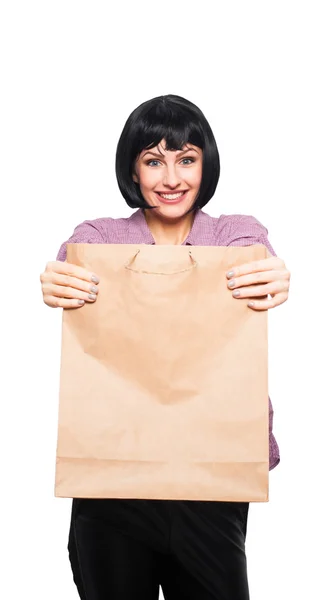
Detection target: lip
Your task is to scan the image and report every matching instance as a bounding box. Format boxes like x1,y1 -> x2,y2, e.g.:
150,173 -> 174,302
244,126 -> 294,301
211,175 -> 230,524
154,190 -> 189,205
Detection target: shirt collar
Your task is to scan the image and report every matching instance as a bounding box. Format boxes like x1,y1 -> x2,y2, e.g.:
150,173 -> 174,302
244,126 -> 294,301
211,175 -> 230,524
127,208 -> 215,246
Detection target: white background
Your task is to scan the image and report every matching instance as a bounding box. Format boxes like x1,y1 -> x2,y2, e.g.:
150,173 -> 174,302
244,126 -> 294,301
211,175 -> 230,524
1,1 -> 316,598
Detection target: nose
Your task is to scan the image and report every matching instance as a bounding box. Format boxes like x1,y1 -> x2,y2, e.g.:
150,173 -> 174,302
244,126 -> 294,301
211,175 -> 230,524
162,165 -> 181,189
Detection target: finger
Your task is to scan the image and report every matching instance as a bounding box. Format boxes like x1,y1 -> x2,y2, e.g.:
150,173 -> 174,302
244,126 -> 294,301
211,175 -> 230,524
227,270 -> 289,289
42,283 -> 97,303
247,293 -> 288,311
226,257 -> 285,279
44,261 -> 100,284
231,280 -> 290,298
44,296 -> 87,309
44,272 -> 99,295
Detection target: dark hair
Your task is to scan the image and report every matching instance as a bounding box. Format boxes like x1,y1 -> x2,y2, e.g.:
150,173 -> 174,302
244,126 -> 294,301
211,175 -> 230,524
115,94 -> 220,211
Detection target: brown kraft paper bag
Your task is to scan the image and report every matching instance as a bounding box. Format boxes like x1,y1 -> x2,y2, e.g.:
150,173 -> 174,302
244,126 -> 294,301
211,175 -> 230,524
54,243 -> 270,502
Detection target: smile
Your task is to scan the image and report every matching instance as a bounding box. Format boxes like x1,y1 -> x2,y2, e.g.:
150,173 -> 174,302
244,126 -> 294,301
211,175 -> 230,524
155,191 -> 188,204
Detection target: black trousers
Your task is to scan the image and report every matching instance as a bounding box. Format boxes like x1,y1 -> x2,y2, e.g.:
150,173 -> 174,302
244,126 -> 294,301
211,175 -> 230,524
68,498 -> 250,600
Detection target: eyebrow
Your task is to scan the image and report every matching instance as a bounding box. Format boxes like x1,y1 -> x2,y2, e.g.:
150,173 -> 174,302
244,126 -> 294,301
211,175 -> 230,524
142,147 -> 199,159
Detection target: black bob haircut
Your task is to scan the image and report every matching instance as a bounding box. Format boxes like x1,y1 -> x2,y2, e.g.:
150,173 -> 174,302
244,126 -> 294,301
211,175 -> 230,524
115,94 -> 220,211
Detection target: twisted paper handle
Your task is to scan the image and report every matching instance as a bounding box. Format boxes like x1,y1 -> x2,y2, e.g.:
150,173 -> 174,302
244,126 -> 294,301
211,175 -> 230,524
124,249 -> 198,275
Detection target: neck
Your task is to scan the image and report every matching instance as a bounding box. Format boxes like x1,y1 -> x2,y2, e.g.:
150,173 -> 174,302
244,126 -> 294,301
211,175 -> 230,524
143,209 -> 196,245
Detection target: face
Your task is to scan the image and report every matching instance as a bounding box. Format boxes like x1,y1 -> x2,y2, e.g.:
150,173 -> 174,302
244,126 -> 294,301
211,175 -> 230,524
133,140 -> 203,219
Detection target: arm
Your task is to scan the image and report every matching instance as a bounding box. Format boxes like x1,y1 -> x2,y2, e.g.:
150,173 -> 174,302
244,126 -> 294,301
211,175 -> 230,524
40,221 -> 104,308
218,215 -> 283,470
220,214 -> 291,311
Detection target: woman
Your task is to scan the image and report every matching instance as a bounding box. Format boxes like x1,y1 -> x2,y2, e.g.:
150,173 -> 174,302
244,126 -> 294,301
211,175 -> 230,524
40,95 -> 290,600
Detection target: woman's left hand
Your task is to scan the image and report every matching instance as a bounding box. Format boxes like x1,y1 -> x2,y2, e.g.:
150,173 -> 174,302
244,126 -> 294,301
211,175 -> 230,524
226,256 -> 291,310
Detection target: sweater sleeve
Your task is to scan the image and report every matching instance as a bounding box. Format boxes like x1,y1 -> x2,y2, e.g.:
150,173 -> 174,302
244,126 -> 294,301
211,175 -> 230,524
56,221 -> 105,262
269,398 -> 280,470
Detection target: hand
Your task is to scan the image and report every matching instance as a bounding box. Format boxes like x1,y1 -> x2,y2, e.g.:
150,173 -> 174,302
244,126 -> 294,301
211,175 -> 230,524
226,256 -> 290,310
40,261 -> 100,309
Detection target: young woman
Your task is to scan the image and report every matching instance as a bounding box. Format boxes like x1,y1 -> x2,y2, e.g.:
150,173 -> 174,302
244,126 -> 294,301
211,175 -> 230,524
40,95 -> 290,600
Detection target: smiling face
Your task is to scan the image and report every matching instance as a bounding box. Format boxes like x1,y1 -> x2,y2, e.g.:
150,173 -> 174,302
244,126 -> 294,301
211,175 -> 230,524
133,140 -> 203,219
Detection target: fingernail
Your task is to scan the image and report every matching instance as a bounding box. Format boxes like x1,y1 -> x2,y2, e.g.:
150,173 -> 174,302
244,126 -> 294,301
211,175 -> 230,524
78,300 -> 85,305
228,280 -> 235,288
91,275 -> 100,284
248,301 -> 255,307
227,270 -> 234,279
88,294 -> 97,300
233,290 -> 240,297
90,285 -> 98,293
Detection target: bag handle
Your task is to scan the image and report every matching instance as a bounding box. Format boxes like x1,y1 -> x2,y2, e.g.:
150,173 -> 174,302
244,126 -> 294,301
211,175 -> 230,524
124,249 -> 198,275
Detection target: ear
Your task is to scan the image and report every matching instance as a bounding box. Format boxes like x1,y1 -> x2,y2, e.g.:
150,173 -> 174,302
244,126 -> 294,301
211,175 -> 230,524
132,172 -> 139,183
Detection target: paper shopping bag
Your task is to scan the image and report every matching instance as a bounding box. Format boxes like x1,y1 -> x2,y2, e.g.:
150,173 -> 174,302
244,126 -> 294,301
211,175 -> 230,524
55,243 -> 269,501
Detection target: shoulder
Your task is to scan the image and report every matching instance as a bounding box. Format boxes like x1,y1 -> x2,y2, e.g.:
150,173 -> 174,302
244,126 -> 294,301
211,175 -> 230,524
194,210 -> 269,244
55,215 -> 132,261
215,213 -> 268,241
214,213 -> 276,255
74,215 -> 132,241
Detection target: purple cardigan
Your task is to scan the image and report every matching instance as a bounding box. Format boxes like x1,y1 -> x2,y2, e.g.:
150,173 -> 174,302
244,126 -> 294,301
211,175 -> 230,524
57,208 -> 280,471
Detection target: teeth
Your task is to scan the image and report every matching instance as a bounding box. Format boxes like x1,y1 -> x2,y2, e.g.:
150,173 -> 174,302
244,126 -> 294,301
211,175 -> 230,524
159,192 -> 184,200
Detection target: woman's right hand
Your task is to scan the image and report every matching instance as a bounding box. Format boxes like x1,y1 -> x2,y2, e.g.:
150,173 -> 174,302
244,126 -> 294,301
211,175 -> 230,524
40,261 -> 100,309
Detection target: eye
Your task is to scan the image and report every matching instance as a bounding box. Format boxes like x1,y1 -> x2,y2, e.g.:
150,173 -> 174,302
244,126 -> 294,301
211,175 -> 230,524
180,157 -> 195,165
146,160 -> 161,167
